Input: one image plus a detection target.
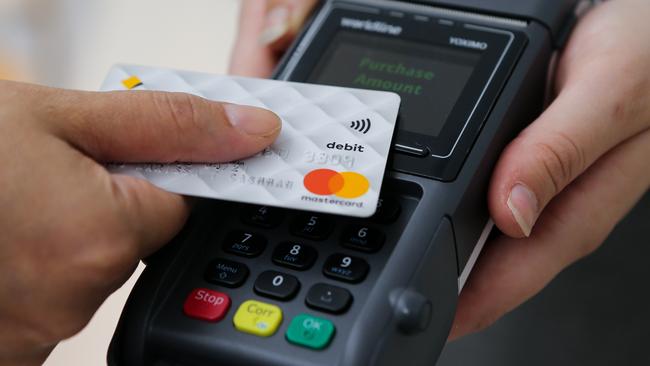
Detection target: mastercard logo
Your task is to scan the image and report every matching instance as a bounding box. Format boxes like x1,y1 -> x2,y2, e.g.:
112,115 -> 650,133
303,169 -> 370,199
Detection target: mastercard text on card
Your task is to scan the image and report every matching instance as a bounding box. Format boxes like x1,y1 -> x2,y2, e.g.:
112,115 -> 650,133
100,65 -> 400,217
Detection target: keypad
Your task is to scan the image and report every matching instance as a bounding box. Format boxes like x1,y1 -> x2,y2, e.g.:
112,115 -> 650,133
242,205 -> 284,228
272,242 -> 317,271
305,283 -> 352,314
190,194 -> 406,352
290,213 -> 334,240
341,224 -> 385,253
222,230 -> 266,258
323,254 -> 369,283
254,270 -> 300,301
204,258 -> 249,288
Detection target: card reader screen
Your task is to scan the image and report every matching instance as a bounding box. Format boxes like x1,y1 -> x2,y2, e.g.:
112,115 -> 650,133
309,31 -> 481,137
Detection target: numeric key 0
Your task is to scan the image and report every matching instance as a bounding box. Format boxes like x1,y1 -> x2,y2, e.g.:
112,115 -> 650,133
254,270 -> 300,300
323,254 -> 369,283
272,242 -> 317,270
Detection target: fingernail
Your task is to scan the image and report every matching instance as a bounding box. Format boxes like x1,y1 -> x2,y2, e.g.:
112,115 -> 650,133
259,6 -> 290,45
507,183 -> 539,237
223,104 -> 281,137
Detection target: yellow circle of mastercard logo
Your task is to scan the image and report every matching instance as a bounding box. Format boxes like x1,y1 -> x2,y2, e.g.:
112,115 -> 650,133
303,169 -> 370,199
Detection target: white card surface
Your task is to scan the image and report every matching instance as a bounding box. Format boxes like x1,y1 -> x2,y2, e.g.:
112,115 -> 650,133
101,65 -> 400,217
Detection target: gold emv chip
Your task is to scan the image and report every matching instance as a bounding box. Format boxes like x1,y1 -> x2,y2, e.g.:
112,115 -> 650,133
121,76 -> 143,90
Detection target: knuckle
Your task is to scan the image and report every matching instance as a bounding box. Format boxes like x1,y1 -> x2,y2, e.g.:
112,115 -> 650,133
584,54 -> 650,130
530,132 -> 586,195
105,187 -> 144,272
79,181 -> 140,286
152,92 -> 210,157
159,92 -> 204,132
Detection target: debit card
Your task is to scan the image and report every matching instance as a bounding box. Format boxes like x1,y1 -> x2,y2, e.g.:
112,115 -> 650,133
101,65 -> 400,217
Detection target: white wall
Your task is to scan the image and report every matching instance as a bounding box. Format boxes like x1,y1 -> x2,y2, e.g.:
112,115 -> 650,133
1,0 -> 240,89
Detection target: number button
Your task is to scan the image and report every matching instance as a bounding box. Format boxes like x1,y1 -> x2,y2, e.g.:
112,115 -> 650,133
290,213 -> 333,240
204,258 -> 249,288
222,230 -> 266,257
341,224 -> 385,253
254,270 -> 300,300
305,283 -> 352,314
372,197 -> 401,224
323,254 -> 369,283
272,242 -> 317,270
242,205 -> 284,228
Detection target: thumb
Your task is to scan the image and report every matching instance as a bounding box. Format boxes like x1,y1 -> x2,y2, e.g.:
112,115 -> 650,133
489,0 -> 650,239
488,78 -> 649,238
40,87 -> 281,163
35,85 -> 281,256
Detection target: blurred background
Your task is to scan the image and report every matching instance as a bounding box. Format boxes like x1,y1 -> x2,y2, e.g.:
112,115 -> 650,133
0,0 -> 239,90
1,1 -> 239,364
2,1 -> 648,365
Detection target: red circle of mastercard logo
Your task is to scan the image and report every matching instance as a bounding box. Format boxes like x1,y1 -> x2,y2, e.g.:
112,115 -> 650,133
303,169 -> 370,199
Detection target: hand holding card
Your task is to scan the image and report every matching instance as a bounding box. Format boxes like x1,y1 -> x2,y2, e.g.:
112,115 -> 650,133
101,65 -> 400,217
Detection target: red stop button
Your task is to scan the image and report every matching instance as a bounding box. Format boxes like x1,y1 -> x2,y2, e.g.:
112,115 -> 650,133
183,288 -> 231,322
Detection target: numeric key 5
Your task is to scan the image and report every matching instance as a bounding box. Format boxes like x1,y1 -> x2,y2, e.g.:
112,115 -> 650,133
291,214 -> 333,240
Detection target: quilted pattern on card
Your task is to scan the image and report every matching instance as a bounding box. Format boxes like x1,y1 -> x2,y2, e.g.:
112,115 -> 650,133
101,65 -> 400,217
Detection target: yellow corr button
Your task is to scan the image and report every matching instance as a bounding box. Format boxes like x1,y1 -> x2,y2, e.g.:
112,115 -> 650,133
233,300 -> 282,337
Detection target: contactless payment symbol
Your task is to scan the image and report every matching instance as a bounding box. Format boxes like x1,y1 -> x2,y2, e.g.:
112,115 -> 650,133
121,76 -> 143,90
304,169 -> 369,199
349,118 -> 372,134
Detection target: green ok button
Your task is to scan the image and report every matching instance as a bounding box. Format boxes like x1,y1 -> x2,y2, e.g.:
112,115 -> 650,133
286,314 -> 335,349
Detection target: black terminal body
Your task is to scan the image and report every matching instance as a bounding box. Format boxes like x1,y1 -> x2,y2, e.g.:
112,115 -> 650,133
109,0 -> 582,365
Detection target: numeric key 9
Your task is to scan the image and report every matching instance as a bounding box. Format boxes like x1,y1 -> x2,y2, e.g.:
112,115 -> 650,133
323,254 -> 369,283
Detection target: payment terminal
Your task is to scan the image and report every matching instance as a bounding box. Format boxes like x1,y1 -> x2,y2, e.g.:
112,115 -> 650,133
109,0 -> 583,365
